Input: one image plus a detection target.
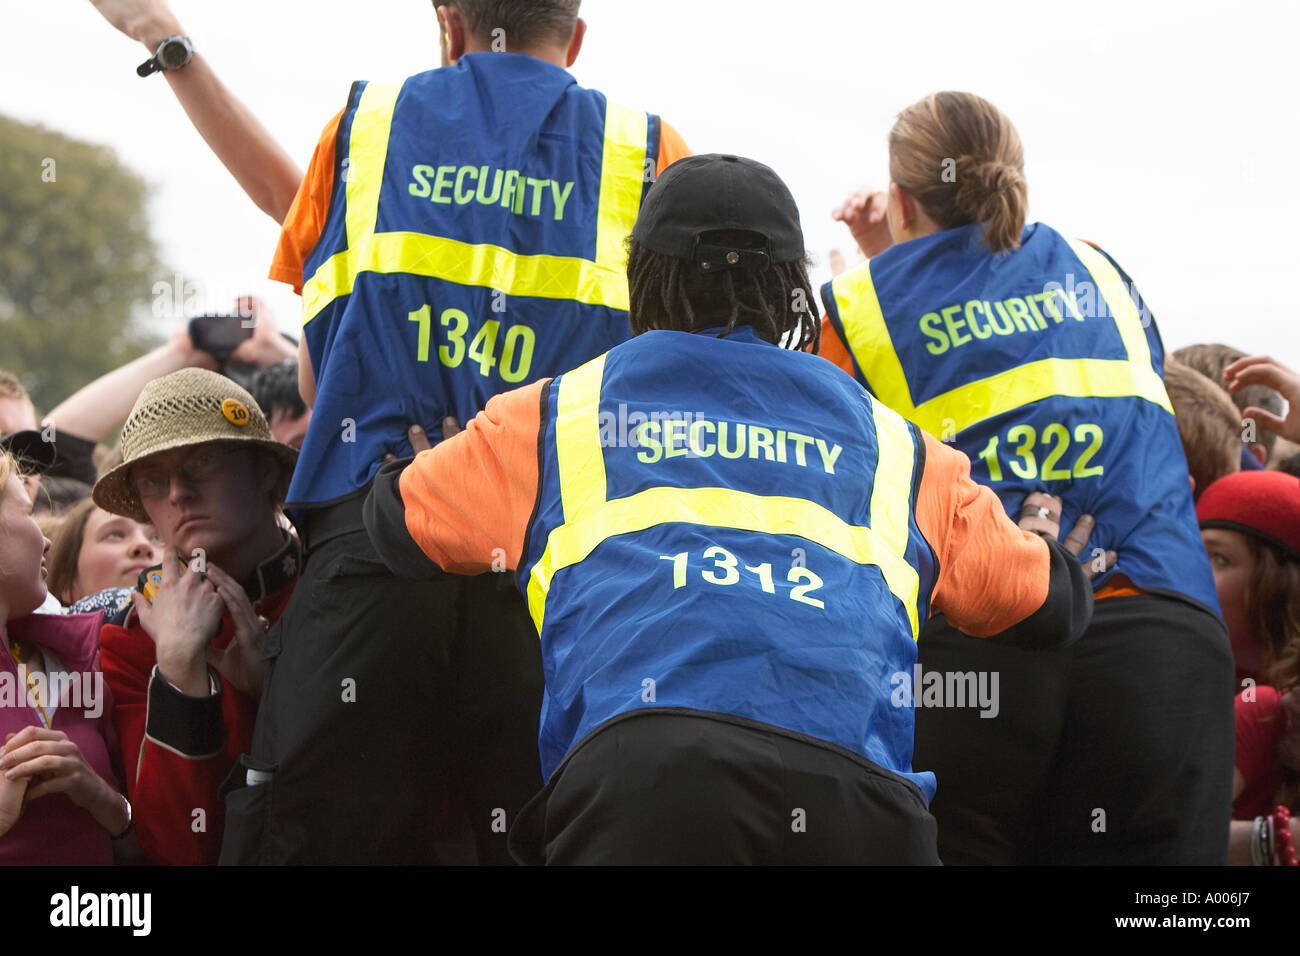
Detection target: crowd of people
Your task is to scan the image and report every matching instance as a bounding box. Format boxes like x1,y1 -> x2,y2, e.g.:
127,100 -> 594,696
2,0 -> 1299,865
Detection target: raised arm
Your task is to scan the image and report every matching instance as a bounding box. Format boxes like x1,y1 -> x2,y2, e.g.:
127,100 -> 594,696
44,327 -> 218,443
89,0 -> 303,223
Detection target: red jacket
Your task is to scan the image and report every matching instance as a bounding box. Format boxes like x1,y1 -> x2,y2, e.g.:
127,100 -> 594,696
99,534 -> 299,865
1,611 -> 121,865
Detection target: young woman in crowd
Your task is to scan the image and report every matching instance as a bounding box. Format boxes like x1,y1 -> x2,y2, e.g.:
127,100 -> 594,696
46,497 -> 162,612
1197,470 -> 1300,864
0,450 -> 132,863
819,91 -> 1233,863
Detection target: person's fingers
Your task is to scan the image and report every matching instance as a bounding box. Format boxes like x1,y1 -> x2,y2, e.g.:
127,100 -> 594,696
1062,513 -> 1095,557
1241,406 -> 1288,434
832,187 -> 872,222
411,423 -> 434,451
212,582 -> 259,640
3,753 -> 72,781
0,739 -> 75,774
129,590 -> 150,621
160,545 -> 179,583
829,248 -> 847,278
1,726 -> 59,756
203,563 -> 242,598
439,417 -> 462,441
22,776 -> 72,802
1086,550 -> 1119,580
1223,354 -> 1279,383
1018,492 -> 1062,539
1225,356 -> 1298,396
867,190 -> 889,225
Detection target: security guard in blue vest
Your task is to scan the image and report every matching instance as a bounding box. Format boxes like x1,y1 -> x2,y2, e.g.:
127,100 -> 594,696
821,91 -> 1234,864
364,153 -> 1095,864
221,1 -> 687,863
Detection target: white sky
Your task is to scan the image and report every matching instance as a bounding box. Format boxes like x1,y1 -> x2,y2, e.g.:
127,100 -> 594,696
3,0 -> 1297,359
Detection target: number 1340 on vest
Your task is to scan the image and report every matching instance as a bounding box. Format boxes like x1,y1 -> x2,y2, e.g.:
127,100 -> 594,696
408,305 -> 536,383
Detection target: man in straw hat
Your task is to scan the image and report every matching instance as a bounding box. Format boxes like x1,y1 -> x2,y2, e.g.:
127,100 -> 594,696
93,367 -> 299,865
364,154 -> 1094,863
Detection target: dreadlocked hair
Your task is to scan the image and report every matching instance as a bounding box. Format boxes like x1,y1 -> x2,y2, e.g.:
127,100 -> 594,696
626,234 -> 820,352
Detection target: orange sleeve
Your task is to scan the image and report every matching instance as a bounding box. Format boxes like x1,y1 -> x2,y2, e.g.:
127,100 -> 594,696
817,315 -> 857,375
657,120 -> 691,175
398,380 -> 547,574
914,431 -> 1051,637
268,108 -> 344,296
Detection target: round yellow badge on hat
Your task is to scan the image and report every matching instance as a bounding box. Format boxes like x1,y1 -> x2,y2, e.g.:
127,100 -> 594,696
222,398 -> 251,426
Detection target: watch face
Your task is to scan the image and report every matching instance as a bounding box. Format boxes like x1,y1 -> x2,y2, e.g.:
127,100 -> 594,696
160,40 -> 189,68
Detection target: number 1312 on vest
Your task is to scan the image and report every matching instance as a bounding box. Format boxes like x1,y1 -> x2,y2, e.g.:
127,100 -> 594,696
659,547 -> 826,609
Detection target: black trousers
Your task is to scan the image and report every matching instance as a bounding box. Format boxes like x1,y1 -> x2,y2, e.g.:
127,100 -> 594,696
912,594 -> 1234,865
509,710 -> 941,865
219,523 -> 543,864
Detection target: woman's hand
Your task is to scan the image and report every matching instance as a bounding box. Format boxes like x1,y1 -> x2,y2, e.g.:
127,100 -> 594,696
1019,492 -> 1117,580
228,297 -> 297,367
0,764 -> 28,837
132,545 -> 224,696
832,186 -> 893,259
0,727 -> 128,836
1222,355 -> 1300,445
203,563 -> 267,698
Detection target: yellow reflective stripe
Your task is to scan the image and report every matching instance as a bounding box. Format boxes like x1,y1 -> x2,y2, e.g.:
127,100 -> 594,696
831,262 -> 916,415
302,95 -> 646,325
834,243 -> 1174,437
594,100 -> 649,272
525,487 -> 922,634
302,233 -> 631,322
1067,239 -> 1172,413
343,82 -> 401,249
908,357 -> 1170,437
554,355 -> 608,524
867,404 -> 920,640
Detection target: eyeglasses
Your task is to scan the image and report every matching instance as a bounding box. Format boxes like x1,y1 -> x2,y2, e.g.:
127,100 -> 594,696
131,447 -> 231,500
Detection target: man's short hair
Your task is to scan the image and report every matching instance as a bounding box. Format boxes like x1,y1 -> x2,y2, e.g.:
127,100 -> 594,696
446,0 -> 581,49
34,475 -> 93,517
1164,358 -> 1242,499
248,361 -> 307,423
1173,343 -> 1284,454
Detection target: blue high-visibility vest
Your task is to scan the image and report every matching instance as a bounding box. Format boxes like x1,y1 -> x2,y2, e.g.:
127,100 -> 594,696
519,325 -> 940,797
821,222 -> 1219,615
291,53 -> 660,509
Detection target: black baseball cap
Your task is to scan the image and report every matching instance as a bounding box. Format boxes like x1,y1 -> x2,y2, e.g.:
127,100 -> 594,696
0,430 -> 56,474
632,154 -> 805,273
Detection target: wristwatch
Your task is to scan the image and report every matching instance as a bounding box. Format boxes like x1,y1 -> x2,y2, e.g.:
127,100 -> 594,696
137,35 -> 195,77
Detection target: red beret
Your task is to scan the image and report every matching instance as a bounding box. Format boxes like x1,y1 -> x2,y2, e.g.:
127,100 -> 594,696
1197,470 -> 1300,561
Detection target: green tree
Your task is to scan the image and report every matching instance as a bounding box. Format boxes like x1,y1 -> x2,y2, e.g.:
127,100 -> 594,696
0,113 -> 163,414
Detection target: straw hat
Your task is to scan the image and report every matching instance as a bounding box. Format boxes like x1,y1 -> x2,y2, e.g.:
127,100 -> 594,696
93,367 -> 298,522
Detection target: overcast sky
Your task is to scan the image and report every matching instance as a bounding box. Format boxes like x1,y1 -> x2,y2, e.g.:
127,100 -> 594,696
3,0 -> 1297,359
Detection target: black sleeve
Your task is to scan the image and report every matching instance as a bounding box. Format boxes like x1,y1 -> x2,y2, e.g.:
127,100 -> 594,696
48,430 -> 98,485
144,668 -> 224,758
985,536 -> 1094,650
362,457 -> 445,579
